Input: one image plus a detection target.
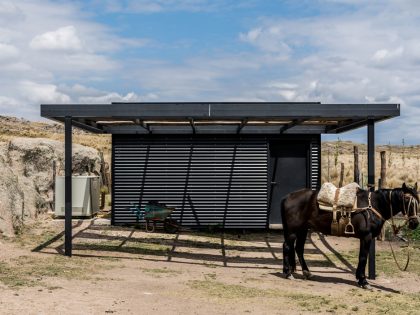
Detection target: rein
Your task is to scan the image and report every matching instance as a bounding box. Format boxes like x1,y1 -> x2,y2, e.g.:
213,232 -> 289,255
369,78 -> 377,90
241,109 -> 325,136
386,191 -> 418,272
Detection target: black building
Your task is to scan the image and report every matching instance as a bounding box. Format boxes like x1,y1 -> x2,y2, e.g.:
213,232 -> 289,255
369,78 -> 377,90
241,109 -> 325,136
41,102 -> 400,261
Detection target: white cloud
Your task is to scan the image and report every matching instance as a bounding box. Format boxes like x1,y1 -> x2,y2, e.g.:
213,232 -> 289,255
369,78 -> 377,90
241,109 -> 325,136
372,46 -> 404,63
20,81 -> 70,103
79,92 -> 142,103
240,27 -> 291,55
102,0 -> 253,13
0,95 -> 20,109
228,2 -> 420,142
0,1 -> 24,21
1,0 -> 420,145
0,0 -> 151,119
30,25 -> 82,52
58,83 -> 158,104
0,42 -> 19,61
266,82 -> 298,90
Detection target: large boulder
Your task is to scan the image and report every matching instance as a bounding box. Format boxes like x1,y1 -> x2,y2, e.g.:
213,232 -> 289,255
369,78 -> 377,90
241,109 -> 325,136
0,158 -> 25,237
0,138 -> 101,236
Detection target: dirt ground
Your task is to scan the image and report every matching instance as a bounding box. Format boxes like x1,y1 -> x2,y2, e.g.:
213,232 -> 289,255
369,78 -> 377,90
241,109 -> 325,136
1,219 -> 419,315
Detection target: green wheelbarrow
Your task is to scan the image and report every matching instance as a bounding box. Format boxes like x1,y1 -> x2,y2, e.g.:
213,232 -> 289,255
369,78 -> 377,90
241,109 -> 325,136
130,201 -> 179,233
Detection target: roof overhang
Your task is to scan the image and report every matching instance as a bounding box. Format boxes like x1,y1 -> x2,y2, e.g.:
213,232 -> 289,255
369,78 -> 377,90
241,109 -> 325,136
40,102 -> 400,135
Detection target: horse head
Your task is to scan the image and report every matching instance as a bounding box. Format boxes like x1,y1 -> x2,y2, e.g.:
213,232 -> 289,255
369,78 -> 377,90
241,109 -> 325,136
402,182 -> 419,230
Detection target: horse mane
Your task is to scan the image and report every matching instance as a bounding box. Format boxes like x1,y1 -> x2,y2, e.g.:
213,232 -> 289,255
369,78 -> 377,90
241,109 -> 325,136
373,188 -> 407,219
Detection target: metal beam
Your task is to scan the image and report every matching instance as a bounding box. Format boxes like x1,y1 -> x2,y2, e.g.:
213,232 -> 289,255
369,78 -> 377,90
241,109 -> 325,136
104,124 -> 327,134
41,102 -> 400,120
237,119 -> 248,134
64,116 -> 72,257
71,119 -> 104,133
40,102 -> 400,135
189,118 -> 196,134
133,119 -> 150,132
367,119 -> 375,280
279,118 -> 306,134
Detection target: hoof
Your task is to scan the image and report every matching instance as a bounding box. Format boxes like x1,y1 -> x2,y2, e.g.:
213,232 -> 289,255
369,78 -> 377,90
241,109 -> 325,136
359,283 -> 373,290
303,270 -> 313,280
286,274 -> 295,280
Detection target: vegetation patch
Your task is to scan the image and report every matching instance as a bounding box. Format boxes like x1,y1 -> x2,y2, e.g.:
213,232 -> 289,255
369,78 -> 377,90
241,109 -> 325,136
187,280 -> 279,299
325,247 -> 420,276
188,279 -> 420,314
140,267 -> 180,277
360,290 -> 420,314
376,248 -> 420,276
404,225 -> 420,242
283,292 -> 341,313
0,254 -> 117,289
187,280 -> 343,313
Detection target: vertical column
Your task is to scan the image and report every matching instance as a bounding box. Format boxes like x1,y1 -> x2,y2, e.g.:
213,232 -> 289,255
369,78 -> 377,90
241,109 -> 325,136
367,119 -> 375,279
65,116 -> 72,257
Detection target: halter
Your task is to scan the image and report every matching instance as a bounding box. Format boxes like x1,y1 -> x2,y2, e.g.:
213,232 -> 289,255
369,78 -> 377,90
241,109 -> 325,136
387,190 -> 419,272
402,193 -> 419,220
388,191 -> 419,234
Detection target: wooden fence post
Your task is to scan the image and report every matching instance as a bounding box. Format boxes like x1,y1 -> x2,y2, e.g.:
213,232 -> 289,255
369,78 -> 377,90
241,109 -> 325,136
105,162 -> 111,192
52,160 -> 56,212
327,148 -> 331,182
380,151 -> 387,188
339,162 -> 345,187
377,151 -> 387,241
354,146 -> 359,185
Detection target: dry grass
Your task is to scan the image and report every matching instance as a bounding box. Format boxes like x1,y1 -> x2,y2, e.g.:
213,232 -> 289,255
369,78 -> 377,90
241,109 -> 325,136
326,246 -> 420,277
2,220 -> 420,314
187,279 -> 420,314
0,254 -> 117,289
322,141 -> 420,188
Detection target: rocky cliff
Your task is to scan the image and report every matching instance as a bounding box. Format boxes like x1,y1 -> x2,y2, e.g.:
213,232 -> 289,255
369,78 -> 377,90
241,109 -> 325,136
0,137 -> 101,236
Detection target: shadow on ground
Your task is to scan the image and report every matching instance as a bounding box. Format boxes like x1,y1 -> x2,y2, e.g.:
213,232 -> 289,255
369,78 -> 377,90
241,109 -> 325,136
31,221 -> 359,273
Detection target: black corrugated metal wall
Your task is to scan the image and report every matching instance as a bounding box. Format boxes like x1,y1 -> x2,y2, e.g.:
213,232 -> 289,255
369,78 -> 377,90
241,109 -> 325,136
112,135 -> 268,228
310,138 -> 321,190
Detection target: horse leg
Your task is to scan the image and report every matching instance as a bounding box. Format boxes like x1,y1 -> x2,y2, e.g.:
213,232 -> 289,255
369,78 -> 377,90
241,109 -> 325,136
296,229 -> 312,280
283,233 -> 297,279
356,234 -> 373,289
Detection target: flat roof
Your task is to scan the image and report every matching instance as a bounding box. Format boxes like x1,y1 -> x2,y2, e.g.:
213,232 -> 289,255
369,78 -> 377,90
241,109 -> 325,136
40,102 -> 400,134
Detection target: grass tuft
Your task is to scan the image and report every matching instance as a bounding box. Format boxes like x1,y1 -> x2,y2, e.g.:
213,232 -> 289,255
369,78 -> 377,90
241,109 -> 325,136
0,254 -> 117,289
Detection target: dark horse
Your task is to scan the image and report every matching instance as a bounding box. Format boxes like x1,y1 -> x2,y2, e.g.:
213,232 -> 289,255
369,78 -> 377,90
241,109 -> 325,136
281,183 -> 419,289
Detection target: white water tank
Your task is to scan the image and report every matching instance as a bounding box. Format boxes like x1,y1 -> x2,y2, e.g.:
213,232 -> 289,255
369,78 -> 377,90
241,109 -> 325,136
55,176 -> 100,217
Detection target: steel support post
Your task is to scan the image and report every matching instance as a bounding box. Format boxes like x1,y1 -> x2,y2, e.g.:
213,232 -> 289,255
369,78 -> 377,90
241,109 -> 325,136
367,119 -> 375,279
65,116 -> 72,257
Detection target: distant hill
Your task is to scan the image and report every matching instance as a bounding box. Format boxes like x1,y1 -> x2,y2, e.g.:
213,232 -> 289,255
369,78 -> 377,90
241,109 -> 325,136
0,116 -> 111,159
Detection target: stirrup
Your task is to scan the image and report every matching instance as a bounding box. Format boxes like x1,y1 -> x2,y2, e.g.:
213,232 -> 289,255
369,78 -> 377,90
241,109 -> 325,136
344,222 -> 355,234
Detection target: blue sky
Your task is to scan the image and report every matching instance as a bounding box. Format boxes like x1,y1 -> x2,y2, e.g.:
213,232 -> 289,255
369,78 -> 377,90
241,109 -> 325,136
1,0 -> 420,144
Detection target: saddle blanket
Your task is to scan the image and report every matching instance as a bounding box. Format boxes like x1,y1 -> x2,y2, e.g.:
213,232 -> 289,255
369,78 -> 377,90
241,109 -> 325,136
317,182 -> 359,211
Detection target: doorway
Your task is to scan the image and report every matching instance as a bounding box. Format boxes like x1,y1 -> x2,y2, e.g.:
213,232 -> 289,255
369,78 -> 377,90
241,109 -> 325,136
268,141 -> 309,227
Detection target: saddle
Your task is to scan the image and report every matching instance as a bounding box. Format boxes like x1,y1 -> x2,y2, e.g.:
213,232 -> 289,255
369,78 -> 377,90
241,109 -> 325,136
317,182 -> 360,236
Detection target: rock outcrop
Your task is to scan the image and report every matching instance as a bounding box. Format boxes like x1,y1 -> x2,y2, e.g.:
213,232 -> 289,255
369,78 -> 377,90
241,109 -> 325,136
0,138 -> 101,236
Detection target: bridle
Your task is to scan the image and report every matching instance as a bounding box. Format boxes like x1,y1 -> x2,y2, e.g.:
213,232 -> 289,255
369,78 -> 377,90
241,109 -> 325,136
388,191 -> 419,233
402,193 -> 419,220
387,190 -> 419,271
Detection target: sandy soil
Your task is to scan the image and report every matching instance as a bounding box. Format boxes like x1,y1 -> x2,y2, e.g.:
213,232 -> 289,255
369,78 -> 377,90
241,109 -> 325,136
0,219 -> 419,315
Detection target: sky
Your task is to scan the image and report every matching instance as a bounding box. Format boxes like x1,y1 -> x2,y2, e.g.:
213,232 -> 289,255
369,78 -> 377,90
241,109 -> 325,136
1,0 -> 420,144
